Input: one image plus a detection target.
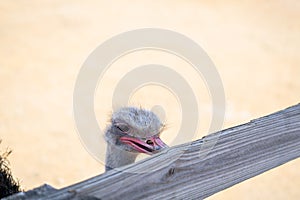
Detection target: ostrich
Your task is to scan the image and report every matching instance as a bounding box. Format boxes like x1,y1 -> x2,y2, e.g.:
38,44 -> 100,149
104,107 -> 168,171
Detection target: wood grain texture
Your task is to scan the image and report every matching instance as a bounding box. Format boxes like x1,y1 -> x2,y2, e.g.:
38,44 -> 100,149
6,104 -> 300,200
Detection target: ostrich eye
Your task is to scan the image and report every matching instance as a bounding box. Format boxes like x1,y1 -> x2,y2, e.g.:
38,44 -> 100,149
115,124 -> 130,133
146,140 -> 154,145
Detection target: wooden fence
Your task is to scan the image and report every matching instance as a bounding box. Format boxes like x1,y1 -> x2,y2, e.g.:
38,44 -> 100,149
5,103 -> 300,200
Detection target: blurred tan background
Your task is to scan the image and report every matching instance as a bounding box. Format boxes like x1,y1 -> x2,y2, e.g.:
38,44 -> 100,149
0,1 -> 299,199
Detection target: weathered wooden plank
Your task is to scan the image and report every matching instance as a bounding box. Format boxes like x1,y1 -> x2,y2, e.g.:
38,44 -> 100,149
4,184 -> 57,200
6,104 -> 300,200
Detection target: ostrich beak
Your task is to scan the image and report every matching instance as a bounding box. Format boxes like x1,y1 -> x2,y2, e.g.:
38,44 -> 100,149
120,135 -> 168,155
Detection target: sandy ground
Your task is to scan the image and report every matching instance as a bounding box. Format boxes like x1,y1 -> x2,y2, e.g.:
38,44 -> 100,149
0,1 -> 299,199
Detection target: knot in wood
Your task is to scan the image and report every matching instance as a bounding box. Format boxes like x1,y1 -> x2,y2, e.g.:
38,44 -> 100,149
168,167 -> 175,176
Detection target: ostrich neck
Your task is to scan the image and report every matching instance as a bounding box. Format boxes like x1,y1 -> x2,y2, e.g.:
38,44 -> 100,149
105,142 -> 138,171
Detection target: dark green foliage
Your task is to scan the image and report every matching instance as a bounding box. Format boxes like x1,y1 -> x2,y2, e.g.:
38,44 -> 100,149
0,146 -> 21,198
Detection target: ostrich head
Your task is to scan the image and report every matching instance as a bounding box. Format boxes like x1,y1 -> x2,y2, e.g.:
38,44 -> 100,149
105,107 -> 168,171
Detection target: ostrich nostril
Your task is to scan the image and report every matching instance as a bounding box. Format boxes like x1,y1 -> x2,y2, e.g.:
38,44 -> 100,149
146,140 -> 154,145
